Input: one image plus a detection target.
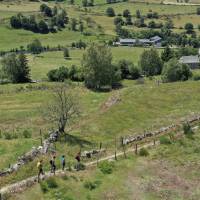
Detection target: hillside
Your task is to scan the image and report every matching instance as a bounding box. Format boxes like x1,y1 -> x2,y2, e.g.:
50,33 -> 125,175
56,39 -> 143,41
1,0 -> 200,199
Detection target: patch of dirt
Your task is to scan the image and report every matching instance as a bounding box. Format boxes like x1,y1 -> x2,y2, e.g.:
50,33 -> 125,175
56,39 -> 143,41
101,92 -> 121,112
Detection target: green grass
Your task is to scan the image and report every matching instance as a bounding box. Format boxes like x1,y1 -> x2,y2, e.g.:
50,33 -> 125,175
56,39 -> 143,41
11,128 -> 200,200
91,2 -> 199,15
28,47 -> 161,80
0,139 -> 39,169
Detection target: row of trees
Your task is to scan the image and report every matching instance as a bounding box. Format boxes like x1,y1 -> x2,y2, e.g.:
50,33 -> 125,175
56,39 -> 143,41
0,44 -> 194,87
115,23 -> 200,48
10,6 -> 68,33
46,44 -> 193,89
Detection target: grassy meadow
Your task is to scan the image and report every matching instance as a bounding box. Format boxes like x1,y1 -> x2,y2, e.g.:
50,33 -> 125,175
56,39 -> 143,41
0,0 -> 200,51
11,127 -> 200,200
28,47 -> 160,80
1,0 -> 200,198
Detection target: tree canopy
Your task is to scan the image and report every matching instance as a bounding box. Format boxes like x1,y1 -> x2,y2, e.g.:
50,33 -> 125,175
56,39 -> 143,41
162,58 -> 192,82
1,53 -> 31,83
82,43 -> 121,90
139,48 -> 163,76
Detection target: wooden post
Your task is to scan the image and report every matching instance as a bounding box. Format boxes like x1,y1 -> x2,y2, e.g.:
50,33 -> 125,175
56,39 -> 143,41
115,137 -> 117,161
97,142 -> 102,166
135,143 -> 138,155
121,137 -> 127,158
40,129 -> 43,146
153,139 -> 156,146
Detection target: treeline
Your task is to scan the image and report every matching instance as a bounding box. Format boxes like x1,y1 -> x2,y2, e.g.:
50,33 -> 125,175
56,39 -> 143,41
10,5 -> 68,33
47,45 -> 199,90
0,39 -> 87,56
114,25 -> 200,48
107,7 -> 200,48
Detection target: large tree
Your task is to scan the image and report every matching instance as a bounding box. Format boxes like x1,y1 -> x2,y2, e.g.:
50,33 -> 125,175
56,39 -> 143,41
44,84 -> 79,133
139,48 -> 163,76
161,46 -> 174,62
27,39 -> 43,54
1,53 -> 31,83
82,43 -> 121,89
162,58 -> 192,82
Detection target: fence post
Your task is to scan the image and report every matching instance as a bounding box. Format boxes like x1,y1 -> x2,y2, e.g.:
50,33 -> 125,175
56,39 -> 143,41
40,129 -> 43,146
115,137 -> 117,160
135,143 -> 138,155
121,137 -> 127,158
97,142 -> 102,166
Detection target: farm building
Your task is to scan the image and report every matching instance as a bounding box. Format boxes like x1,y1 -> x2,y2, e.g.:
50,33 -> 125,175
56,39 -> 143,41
179,55 -> 200,69
116,36 -> 162,47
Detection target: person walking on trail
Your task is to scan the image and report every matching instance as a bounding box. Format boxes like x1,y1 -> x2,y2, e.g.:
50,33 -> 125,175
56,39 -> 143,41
61,155 -> 66,171
37,160 -> 44,182
50,156 -> 56,175
75,152 -> 81,171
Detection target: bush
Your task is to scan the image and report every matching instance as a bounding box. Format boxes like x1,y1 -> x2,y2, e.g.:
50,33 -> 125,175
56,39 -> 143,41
83,180 -> 101,190
98,161 -> 114,174
27,39 -> 43,54
47,66 -> 69,82
40,181 -> 48,193
183,123 -> 194,136
159,136 -> 172,145
23,130 -> 32,138
46,177 -> 58,188
193,74 -> 200,81
4,132 -> 12,140
162,58 -> 192,82
139,148 -> 149,156
106,7 -> 115,17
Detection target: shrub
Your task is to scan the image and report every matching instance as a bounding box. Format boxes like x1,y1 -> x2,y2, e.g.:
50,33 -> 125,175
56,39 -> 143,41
183,123 -> 194,136
162,58 -> 192,82
47,66 -> 69,82
46,177 -> 58,188
193,74 -> 200,81
40,181 -> 48,193
4,132 -> 12,140
159,136 -> 172,145
139,148 -> 149,156
98,161 -> 114,174
106,7 -> 115,17
23,130 -> 32,138
84,180 -> 101,190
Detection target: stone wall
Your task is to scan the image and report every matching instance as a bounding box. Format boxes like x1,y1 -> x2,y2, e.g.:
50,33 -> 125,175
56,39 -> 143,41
0,130 -> 60,177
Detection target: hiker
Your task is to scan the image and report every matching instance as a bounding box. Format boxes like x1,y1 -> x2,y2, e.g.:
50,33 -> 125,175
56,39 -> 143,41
61,155 -> 66,171
37,160 -> 44,182
75,152 -> 81,171
50,156 -> 56,175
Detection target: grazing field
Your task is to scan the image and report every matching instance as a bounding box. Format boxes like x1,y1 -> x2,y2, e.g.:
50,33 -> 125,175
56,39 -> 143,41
28,47 -> 161,80
1,79 -> 200,172
1,0 -> 200,198
11,128 -> 200,200
91,2 -> 198,15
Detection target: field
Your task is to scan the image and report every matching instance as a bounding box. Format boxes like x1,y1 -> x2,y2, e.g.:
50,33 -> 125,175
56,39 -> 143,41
1,0 -> 200,198
11,128 -> 200,200
28,47 -> 159,80
0,0 -> 200,51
